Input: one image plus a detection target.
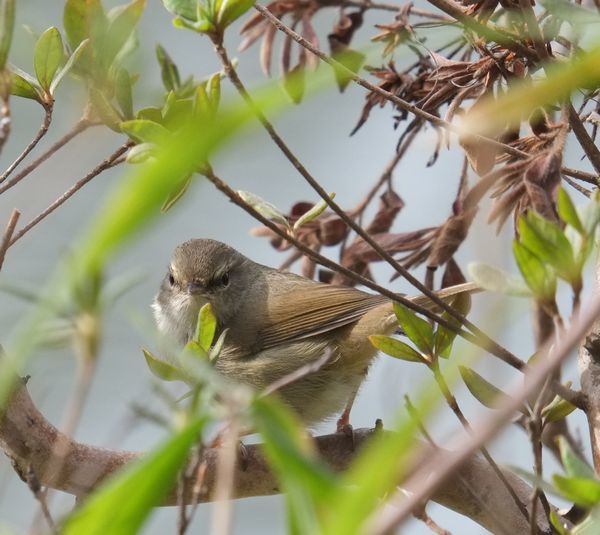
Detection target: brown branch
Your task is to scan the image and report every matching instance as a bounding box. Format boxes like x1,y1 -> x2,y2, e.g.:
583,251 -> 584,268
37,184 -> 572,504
8,142 -> 132,247
370,290 -> 600,534
0,378 -> 557,534
0,208 -> 20,271
568,104 -> 600,177
0,104 -> 53,184
0,119 -> 93,196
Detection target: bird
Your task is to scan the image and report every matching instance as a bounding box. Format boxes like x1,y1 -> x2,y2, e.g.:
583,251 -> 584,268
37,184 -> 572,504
152,238 -> 478,428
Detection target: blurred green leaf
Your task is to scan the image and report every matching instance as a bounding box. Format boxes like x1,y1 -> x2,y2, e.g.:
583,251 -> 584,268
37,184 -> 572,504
332,48 -> 365,92
126,142 -> 157,163
513,240 -> 556,302
89,87 -> 122,130
282,66 -> 305,104
136,106 -> 162,122
293,193 -> 335,232
195,303 -> 216,352
143,348 -> 188,382
156,44 -> 180,91
0,0 -> 15,70
120,119 -> 171,144
161,174 -> 193,211
238,190 -> 290,228
558,187 -> 584,234
217,0 -> 255,27
553,475 -> 600,507
557,436 -> 596,480
62,418 -> 204,535
102,0 -> 145,67
542,395 -> 576,422
162,97 -> 193,130
392,303 -> 434,355
34,27 -> 65,92
9,68 -> 42,101
162,0 -> 198,21
49,38 -> 89,95
253,396 -> 336,533
459,365 -> 508,409
115,67 -> 134,119
208,327 -> 228,362
549,511 -> 570,535
64,0 -> 106,50
207,71 -> 221,110
369,335 -> 425,363
518,211 -> 576,282
468,261 -> 531,296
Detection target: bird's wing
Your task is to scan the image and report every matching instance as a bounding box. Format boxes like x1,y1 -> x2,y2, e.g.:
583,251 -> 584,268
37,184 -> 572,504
259,284 -> 388,350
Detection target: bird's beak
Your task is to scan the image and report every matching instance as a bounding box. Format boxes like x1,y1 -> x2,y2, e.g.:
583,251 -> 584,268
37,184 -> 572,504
186,282 -> 203,295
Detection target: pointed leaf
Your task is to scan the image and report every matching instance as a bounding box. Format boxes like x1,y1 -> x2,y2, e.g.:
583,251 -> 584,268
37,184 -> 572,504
9,69 -> 42,101
433,293 -> 471,359
468,261 -> 531,296
513,240 -> 556,301
195,303 -> 216,352
238,190 -> 290,228
369,335 -> 425,363
64,0 -> 106,50
553,475 -> 600,507
558,187 -> 584,234
208,328 -> 228,363
207,72 -> 221,110
162,0 -> 198,20
217,0 -> 256,28
459,365 -> 508,409
136,106 -> 162,122
49,38 -> 89,94
62,418 -> 204,535
115,67 -> 133,119
549,511 -> 570,535
161,174 -> 192,212
126,142 -> 157,164
293,193 -> 335,232
89,87 -> 122,131
156,44 -> 180,91
557,436 -> 596,480
542,395 -> 576,422
143,348 -> 188,382
120,119 -> 171,144
102,0 -> 145,66
392,303 -> 434,355
34,27 -> 65,92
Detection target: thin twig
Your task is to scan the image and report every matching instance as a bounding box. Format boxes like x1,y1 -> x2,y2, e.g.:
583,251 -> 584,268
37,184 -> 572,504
9,142 -> 132,247
0,208 -> 20,271
0,105 -> 53,184
0,119 -> 93,196
568,104 -> 600,176
25,465 -> 56,534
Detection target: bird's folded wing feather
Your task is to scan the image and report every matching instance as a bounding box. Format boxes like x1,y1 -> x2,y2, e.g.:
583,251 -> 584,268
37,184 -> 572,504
259,285 -> 388,350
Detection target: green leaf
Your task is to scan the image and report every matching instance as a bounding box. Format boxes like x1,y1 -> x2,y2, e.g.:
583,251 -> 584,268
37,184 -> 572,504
195,303 -> 216,352
162,0 -> 198,21
459,365 -> 508,409
34,27 -> 65,92
62,418 -> 204,535
207,72 -> 221,110
558,187 -> 584,234
238,190 -> 290,228
49,38 -> 89,95
549,511 -> 570,535
217,0 -> 255,28
282,66 -> 305,104
253,396 -> 336,532
433,293 -> 471,359
89,87 -> 122,131
161,174 -> 193,212
542,395 -> 576,422
126,142 -> 157,164
143,348 -> 188,382
557,436 -> 596,480
467,261 -> 531,296
64,0 -> 106,50
553,475 -> 600,507
369,335 -> 425,363
392,303 -> 434,355
518,211 -> 576,281
208,328 -> 228,362
115,68 -> 133,119
102,0 -> 145,67
9,69 -> 42,101
293,193 -> 334,232
512,240 -> 556,302
0,0 -> 15,70
156,44 -> 180,91
136,106 -> 162,122
162,98 -> 194,131
120,119 -> 171,144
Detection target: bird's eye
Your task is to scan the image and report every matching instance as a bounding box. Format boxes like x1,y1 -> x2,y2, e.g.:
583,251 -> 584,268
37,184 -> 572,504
220,272 -> 229,287
168,273 -> 175,286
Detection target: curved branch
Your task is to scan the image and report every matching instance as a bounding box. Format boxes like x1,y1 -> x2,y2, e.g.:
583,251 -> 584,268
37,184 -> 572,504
1,377 -> 553,533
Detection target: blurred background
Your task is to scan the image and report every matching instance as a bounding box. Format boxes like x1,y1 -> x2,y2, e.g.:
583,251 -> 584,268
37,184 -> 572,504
0,1 -> 593,533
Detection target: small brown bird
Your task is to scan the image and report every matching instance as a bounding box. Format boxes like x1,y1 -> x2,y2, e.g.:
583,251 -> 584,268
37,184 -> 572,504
153,239 -> 477,427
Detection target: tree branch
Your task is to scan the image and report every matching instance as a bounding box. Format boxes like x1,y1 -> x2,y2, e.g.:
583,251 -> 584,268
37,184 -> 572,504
0,377 -> 555,534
